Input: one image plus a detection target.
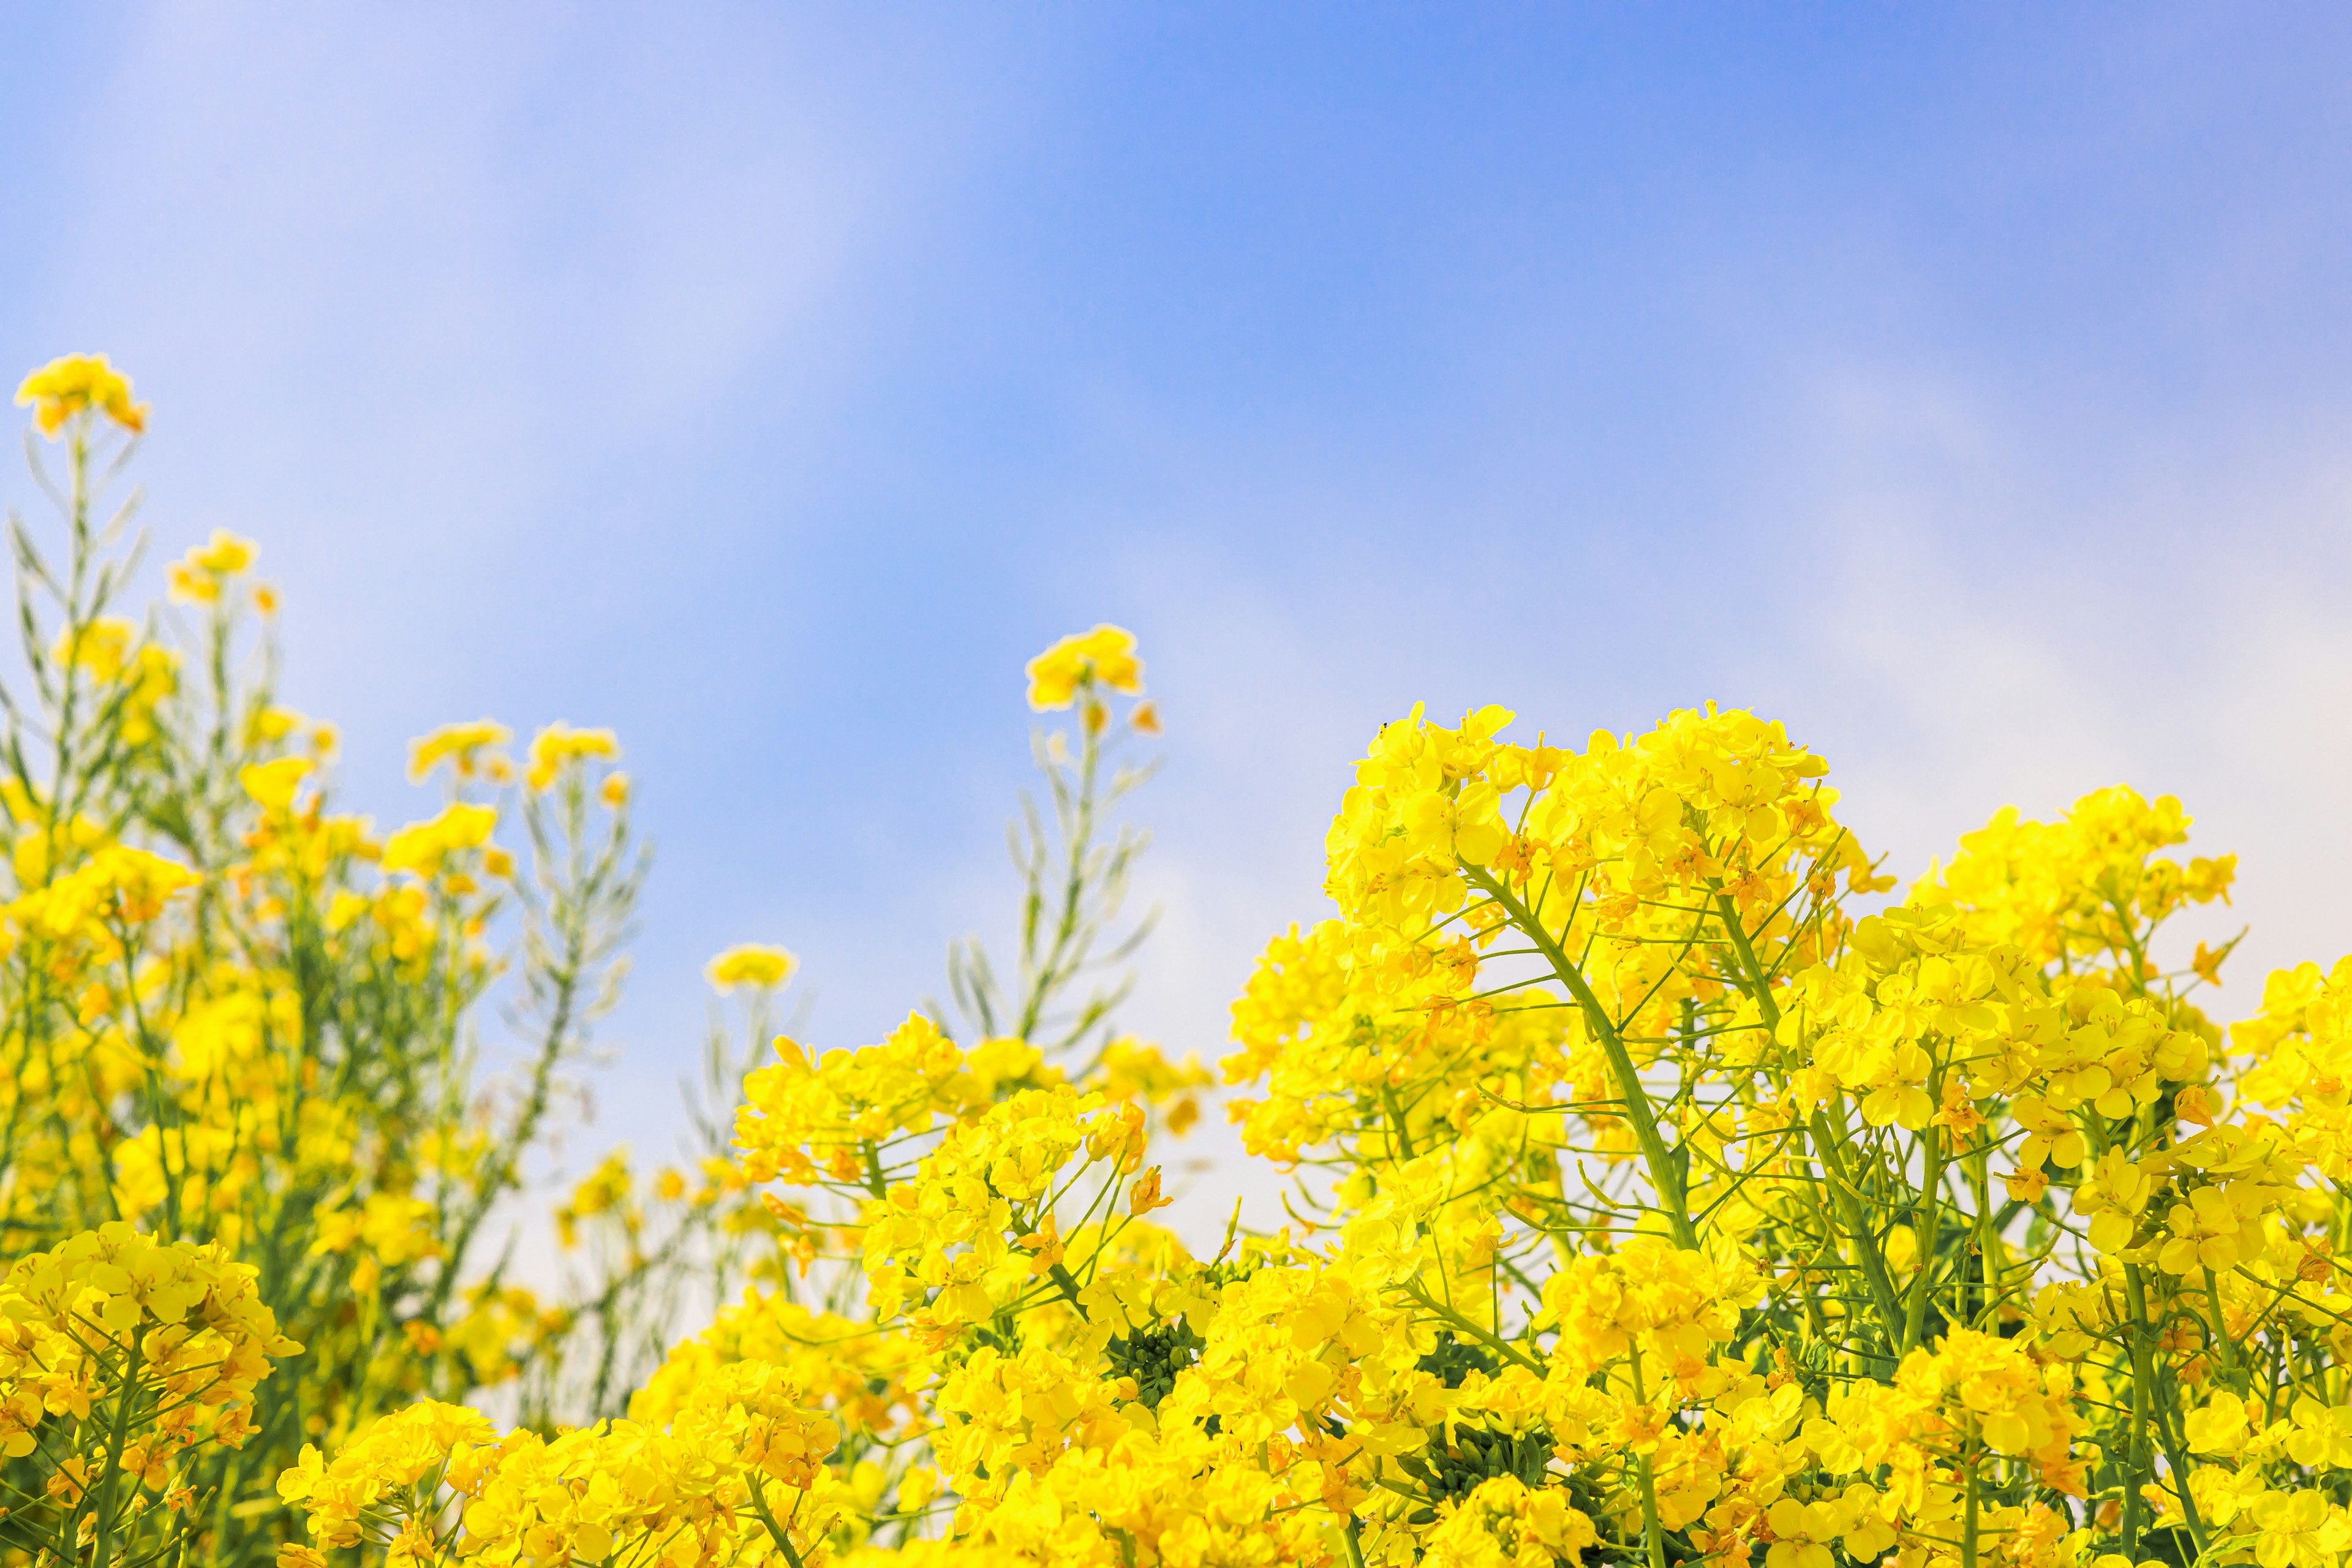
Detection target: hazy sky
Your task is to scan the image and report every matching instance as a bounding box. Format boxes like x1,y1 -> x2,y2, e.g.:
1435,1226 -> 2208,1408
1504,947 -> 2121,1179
6,7 -> 2352,1244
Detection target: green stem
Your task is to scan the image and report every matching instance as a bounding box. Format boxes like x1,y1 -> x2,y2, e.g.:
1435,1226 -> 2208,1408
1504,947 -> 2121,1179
88,1333 -> 146,1568
1961,1452 -> 1979,1568
1970,1147 -> 1996,1330
1629,1344 -> 1666,1568
1711,891 -> 1782,1031
1402,1281 -> 1545,1374
1805,1103 -> 1909,1354
1047,1261 -> 1092,1320
1466,867 -> 1695,1248
2204,1267 -> 2242,1390
2125,1262 -> 2207,1555
744,1474 -> 809,1568
1708,885 -> 1907,1355
1380,1083 -> 1419,1161
1901,1126 -> 1944,1356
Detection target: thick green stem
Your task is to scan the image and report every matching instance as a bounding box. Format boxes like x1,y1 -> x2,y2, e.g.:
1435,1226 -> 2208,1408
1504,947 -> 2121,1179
1047,1262 -> 1093,1321
2121,1357 -> 2146,1559
745,1474 -> 810,1568
88,1335 -> 146,1568
1970,1149 -> 1996,1330
1711,891 -> 1783,1031
2204,1267 -> 2242,1390
1380,1083 -> 1419,1160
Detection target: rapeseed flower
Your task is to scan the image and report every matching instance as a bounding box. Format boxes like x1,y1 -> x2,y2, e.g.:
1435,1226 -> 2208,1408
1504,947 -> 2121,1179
709,942 -> 799,992
17,353 -> 147,435
1025,624 -> 1142,709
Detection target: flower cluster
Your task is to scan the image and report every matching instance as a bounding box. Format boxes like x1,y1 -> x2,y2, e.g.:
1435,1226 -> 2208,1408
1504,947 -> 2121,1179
280,1366 -> 842,1568
17,352 -> 148,435
0,360 -> 663,1568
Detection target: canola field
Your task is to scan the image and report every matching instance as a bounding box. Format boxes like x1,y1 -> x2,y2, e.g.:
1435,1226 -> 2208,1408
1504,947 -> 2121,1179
0,355 -> 2336,1568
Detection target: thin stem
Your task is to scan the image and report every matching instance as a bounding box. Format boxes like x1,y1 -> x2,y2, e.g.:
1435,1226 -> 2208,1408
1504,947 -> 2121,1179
1464,866 -> 1695,1248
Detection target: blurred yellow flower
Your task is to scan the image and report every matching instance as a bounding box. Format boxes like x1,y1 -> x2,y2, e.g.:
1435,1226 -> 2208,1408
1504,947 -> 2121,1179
238,756 -> 313,813
194,531 -> 257,574
1025,624 -> 1142,710
526,721 -> 619,790
407,718 -> 511,782
706,943 -> 797,992
167,530 -> 260,604
16,353 -> 148,436
381,802 -> 497,879
51,617 -> 138,682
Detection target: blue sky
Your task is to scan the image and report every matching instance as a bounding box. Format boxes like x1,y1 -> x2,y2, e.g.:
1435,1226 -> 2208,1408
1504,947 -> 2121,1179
6,6 -> 2352,1243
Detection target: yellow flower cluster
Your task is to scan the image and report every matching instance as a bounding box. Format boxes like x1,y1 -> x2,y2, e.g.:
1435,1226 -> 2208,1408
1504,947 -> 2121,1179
1540,1240 -> 1759,1377
0,360 -> 667,1568
1917,786 -> 2236,975
412,718 -> 514,782
0,1224 -> 302,1564
1023,625 -> 1141,711
630,1289 -> 919,1443
604,662 -> 2352,1568
382,801 -> 500,879
281,1365 -> 841,1568
862,1084 -> 1143,1334
736,1013 -> 1054,1189
0,1223 -> 301,1449
711,943 -> 801,992
169,528 -> 262,603
16,352 -> 148,435
527,721 -> 620,791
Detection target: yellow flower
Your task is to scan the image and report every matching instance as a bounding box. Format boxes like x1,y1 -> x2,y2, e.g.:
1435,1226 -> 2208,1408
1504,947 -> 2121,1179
381,802 -> 497,879
2186,1392 -> 2253,1455
526,721 -> 619,790
1025,624 -> 1143,710
16,353 -> 147,435
707,942 -> 797,992
166,530 -> 259,603
51,617 -> 138,682
407,718 -> 512,782
1128,1165 -> 1171,1215
192,531 -> 257,575
239,756 -> 314,813
0,1222 -> 302,1475
1539,1239 -> 1758,1375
